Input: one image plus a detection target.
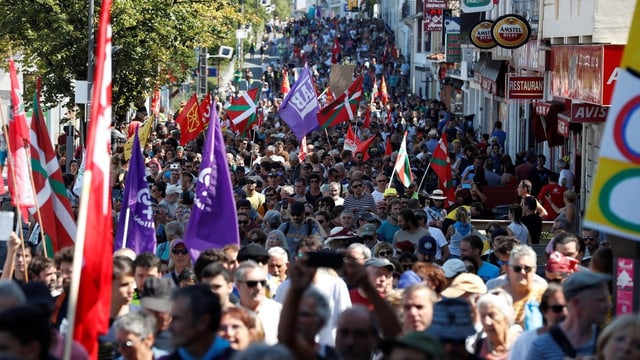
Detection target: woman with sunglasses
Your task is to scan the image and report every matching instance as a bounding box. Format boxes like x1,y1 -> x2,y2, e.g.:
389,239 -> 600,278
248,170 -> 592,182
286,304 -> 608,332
373,242 -> 394,260
509,282 -> 567,360
500,245 -> 546,331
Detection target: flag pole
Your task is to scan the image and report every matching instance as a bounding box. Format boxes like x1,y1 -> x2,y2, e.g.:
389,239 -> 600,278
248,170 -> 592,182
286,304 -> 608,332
63,170 -> 92,360
324,128 -> 332,152
0,98 -> 29,281
121,208 -> 131,249
26,158 -> 49,258
417,162 -> 432,194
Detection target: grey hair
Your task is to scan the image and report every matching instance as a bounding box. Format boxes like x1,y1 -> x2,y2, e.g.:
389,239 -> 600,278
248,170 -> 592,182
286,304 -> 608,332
113,310 -> 157,338
231,343 -> 294,360
280,185 -> 294,196
509,244 -> 537,267
266,230 -> 289,252
268,246 -> 289,262
347,243 -> 372,260
477,288 -> 515,326
0,280 -> 26,311
234,260 -> 265,284
303,286 -> 330,328
263,210 -> 283,230
165,220 -> 184,241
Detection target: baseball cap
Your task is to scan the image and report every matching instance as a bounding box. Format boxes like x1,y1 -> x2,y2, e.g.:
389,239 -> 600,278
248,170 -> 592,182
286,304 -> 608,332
358,223 -> 377,237
427,298 -> 477,340
170,239 -> 186,249
398,270 -> 422,289
441,258 -> 467,278
166,184 -> 182,195
563,269 -> 611,300
381,332 -> 444,358
139,277 -> 176,313
237,244 -> 270,264
441,273 -> 487,298
383,188 -> 398,198
365,257 -> 395,272
417,235 -> 437,256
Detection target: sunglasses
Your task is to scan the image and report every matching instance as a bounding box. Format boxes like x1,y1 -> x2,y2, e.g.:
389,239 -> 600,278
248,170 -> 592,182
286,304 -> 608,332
549,304 -> 567,313
116,340 -> 139,349
378,250 -> 392,256
242,279 -> 267,288
352,184 -> 363,189
510,265 -> 534,274
238,220 -> 249,225
172,249 -> 188,255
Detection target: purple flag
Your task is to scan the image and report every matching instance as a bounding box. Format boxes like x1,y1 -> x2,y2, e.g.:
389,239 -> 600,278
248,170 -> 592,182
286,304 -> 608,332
184,103 -> 239,260
278,65 -> 320,141
115,131 -> 156,254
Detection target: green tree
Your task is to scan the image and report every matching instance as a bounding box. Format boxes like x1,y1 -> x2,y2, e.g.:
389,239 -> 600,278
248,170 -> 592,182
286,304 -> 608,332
0,0 -> 264,119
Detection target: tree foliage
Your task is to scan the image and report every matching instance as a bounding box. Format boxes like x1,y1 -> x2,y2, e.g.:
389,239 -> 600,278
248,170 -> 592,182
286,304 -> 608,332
0,0 -> 264,118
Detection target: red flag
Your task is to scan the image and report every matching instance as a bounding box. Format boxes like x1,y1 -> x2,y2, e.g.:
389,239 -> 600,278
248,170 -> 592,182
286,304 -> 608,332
355,134 -> 376,162
70,1 -> 113,358
30,79 -> 76,253
363,104 -> 372,128
317,75 -> 363,129
385,137 -> 393,156
298,136 -> 307,162
380,76 -> 389,105
281,69 -> 290,96
199,93 -> 212,129
151,88 -> 160,115
344,126 -> 358,153
226,87 -> 261,137
7,58 -> 35,220
331,37 -> 341,64
325,86 -> 335,104
430,133 -> 456,205
175,94 -> 203,145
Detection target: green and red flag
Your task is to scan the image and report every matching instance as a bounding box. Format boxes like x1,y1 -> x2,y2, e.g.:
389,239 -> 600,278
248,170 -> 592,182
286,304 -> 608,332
317,75 -> 363,129
393,132 -> 413,188
430,133 -> 456,205
29,79 -> 76,255
226,86 -> 261,137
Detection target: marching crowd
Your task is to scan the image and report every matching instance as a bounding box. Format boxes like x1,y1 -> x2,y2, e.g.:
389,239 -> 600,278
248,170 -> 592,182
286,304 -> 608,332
0,13 -> 637,360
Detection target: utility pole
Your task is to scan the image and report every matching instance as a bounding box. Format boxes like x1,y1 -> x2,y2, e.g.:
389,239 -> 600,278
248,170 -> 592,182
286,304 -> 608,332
84,0 -> 94,150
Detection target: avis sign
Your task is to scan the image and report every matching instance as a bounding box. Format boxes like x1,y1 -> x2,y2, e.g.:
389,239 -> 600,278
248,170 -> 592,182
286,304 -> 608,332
506,75 -> 544,99
571,103 -> 609,123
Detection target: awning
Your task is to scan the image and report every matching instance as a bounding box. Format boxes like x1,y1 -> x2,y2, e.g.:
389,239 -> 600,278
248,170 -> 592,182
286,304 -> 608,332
474,54 -> 489,74
533,101 -> 565,146
481,60 -> 505,82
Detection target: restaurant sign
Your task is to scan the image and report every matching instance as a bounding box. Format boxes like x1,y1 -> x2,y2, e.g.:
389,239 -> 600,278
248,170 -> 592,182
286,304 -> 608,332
506,74 -> 544,99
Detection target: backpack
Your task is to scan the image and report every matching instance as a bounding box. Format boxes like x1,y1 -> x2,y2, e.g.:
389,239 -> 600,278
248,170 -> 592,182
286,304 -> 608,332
283,220 -> 314,236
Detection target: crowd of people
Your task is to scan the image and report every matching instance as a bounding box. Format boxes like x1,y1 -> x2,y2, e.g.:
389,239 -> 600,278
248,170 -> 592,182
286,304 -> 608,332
0,13 -> 635,360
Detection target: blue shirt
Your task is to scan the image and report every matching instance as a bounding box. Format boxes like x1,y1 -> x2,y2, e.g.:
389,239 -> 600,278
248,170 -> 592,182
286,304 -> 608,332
526,325 -> 597,360
477,261 -> 500,283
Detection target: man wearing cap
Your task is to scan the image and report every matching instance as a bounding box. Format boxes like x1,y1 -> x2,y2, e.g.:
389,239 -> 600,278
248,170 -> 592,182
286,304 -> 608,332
160,184 -> 181,219
245,176 -> 265,211
277,201 -> 320,256
164,240 -> 192,286
358,224 -> 380,249
381,331 -> 444,360
139,277 -> 175,351
349,258 -> 394,310
416,235 -> 438,263
526,270 -> 611,359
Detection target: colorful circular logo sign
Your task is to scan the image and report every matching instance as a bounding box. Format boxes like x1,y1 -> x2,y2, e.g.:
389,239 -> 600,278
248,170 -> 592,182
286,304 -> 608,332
469,20 -> 496,49
491,14 -> 531,49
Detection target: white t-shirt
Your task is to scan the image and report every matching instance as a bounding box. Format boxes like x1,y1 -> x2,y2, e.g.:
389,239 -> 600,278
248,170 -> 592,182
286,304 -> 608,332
429,226 -> 448,261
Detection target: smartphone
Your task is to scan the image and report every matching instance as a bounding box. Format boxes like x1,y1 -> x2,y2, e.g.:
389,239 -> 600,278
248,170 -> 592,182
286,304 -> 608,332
306,251 -> 344,270
462,183 -> 471,189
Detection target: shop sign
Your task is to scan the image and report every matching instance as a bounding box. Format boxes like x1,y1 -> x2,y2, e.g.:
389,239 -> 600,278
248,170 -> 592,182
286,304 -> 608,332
571,103 -> 609,123
470,20 -> 496,50
445,33 -> 462,63
551,45 -> 624,105
424,8 -> 444,32
481,76 -> 495,94
461,0 -> 493,13
491,14 -> 531,49
535,101 -> 552,116
557,116 -> 570,137
424,0 -> 447,9
506,75 -> 544,99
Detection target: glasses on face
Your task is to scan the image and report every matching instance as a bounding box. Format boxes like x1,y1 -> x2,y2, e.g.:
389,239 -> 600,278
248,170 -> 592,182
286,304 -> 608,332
242,279 -> 267,288
352,184 -> 362,189
378,250 -> 392,257
583,236 -> 596,241
316,219 -> 325,224
172,249 -> 188,255
238,220 -> 249,225
377,179 -> 388,183
116,338 -> 142,349
309,179 -> 319,183
511,265 -> 534,274
266,193 -> 276,198
549,304 -> 567,314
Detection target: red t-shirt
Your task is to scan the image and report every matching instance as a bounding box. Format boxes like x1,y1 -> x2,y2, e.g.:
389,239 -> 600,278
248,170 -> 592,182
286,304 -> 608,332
349,289 -> 374,310
538,183 -> 565,220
